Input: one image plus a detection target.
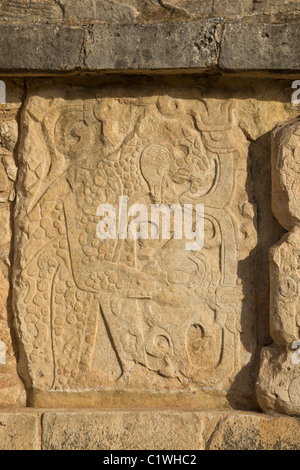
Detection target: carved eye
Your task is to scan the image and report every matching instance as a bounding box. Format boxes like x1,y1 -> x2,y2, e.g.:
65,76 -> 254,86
157,96 -> 181,118
155,335 -> 171,352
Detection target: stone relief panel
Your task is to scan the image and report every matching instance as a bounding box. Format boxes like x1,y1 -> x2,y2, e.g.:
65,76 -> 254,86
257,119 -> 300,416
13,85 -> 259,407
0,80 -> 25,407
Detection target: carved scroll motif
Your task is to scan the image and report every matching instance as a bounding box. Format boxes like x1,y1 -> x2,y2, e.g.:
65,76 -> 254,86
257,119 -> 300,416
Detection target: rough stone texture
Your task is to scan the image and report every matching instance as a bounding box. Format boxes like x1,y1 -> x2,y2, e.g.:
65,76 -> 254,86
219,23 -> 300,72
42,410 -> 205,450
0,22 -> 222,73
40,410 -> 300,450
0,73 -> 298,419
4,76 -> 296,413
0,25 -> 84,73
0,0 -> 299,455
206,412 -> 300,450
271,119 -> 300,234
0,409 -> 298,451
0,4 -> 300,453
257,346 -> 300,417
0,410 -> 41,450
86,22 -> 222,71
13,83 -> 259,408
257,119 -> 300,417
2,0 -> 300,24
2,22 -> 300,73
0,80 -> 25,408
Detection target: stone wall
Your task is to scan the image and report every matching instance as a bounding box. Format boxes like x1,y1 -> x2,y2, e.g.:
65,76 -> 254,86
1,0 -> 300,451
1,0 -> 300,24
1,409 -> 300,450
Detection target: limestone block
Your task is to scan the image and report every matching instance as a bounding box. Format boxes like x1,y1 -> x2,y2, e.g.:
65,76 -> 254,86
0,80 -> 25,407
271,120 -> 300,232
270,120 -> 300,348
0,409 -> 297,450
257,345 -> 300,417
1,22 -> 300,73
0,411 -> 40,450
257,119 -> 300,416
86,22 -> 222,71
270,230 -> 300,346
41,410 -> 300,450
219,23 -> 300,72
13,84 -> 258,408
206,410 -> 300,450
42,410 -> 205,450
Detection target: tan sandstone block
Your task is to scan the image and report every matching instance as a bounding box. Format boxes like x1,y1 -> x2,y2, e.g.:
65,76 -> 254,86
257,118 -> 300,417
42,410 -> 205,450
41,410 -> 300,450
0,411 -> 41,450
269,229 -> 300,346
0,79 -> 25,408
271,119 -> 300,232
257,345 -> 300,417
207,412 -> 300,450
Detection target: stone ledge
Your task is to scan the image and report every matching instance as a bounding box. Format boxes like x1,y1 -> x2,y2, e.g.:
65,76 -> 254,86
220,22 -> 300,71
0,409 -> 299,450
0,25 -> 84,73
1,21 -> 300,75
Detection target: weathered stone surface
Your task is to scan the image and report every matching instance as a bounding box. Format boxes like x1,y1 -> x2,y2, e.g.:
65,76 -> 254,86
271,119 -> 300,233
0,25 -> 83,73
0,80 -> 25,408
206,411 -> 300,450
0,411 -> 41,450
245,0 -> 300,23
86,22 -> 222,71
0,22 -> 222,73
4,76 -> 297,412
269,228 -> 300,346
0,74 -> 298,426
1,1 -> 300,454
257,119 -> 300,416
0,74 -> 295,416
220,23 -> 300,72
2,0 -> 300,24
13,82 -> 261,408
1,22 -> 300,74
41,410 -> 300,450
257,346 -> 300,417
0,0 -> 63,21
0,409 -> 297,450
42,410 -> 205,450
